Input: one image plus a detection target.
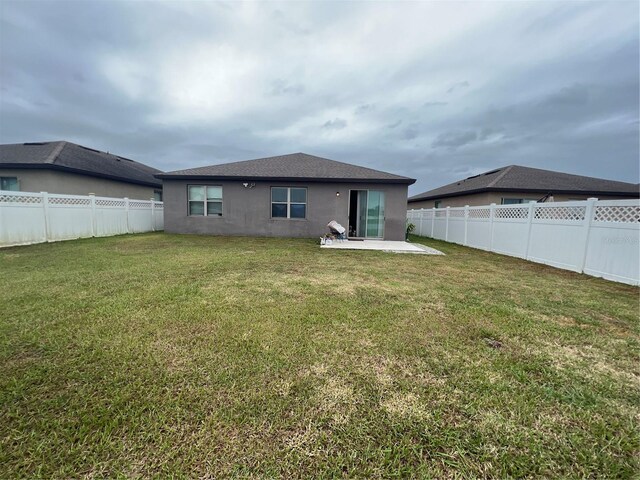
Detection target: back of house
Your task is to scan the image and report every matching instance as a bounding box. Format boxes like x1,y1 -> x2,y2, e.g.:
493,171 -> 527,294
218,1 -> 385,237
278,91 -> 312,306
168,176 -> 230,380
157,153 -> 415,240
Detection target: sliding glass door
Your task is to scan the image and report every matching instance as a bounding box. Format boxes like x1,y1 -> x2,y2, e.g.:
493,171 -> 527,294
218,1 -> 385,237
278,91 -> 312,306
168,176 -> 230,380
349,190 -> 385,238
366,190 -> 385,238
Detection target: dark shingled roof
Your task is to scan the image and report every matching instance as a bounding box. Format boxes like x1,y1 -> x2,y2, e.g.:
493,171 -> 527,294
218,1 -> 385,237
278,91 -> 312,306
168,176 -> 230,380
408,165 -> 639,202
157,152 -> 415,185
0,141 -> 162,188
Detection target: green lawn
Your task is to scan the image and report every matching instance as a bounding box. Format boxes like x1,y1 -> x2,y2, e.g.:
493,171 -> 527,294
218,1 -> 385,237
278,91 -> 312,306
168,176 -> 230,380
0,233 -> 638,478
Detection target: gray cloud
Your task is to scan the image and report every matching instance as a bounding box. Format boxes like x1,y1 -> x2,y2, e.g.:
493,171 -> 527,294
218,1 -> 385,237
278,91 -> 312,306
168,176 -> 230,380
270,79 -> 305,96
0,0 -> 637,196
403,123 -> 422,140
447,81 -> 470,94
355,104 -> 375,115
541,83 -> 589,106
423,101 -> 448,108
322,118 -> 347,130
432,131 -> 478,149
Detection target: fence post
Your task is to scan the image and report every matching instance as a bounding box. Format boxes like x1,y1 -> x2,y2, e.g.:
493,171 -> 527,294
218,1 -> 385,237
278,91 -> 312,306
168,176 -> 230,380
464,205 -> 469,246
524,201 -> 536,260
124,197 -> 131,233
445,207 -> 450,241
0,194 -> 3,243
489,203 -> 496,252
150,198 -> 155,232
578,198 -> 598,273
430,207 -> 435,237
89,194 -> 96,237
41,191 -> 51,242
419,209 -> 425,237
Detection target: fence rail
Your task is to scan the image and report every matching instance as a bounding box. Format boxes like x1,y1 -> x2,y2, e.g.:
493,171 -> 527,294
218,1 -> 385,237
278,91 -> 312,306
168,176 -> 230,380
0,190 -> 163,248
408,199 -> 640,286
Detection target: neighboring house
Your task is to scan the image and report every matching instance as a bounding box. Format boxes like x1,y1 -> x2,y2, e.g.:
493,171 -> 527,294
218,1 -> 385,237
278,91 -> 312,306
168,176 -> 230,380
408,165 -> 640,209
0,141 -> 163,200
157,153 -> 415,240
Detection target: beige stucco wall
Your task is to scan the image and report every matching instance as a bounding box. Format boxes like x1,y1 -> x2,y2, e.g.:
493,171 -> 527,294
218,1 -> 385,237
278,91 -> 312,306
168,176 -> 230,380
0,168 -> 161,200
408,191 -> 635,209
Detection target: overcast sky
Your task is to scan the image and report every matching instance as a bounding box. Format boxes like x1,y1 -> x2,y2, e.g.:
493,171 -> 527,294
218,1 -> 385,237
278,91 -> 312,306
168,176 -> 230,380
1,1 -> 638,194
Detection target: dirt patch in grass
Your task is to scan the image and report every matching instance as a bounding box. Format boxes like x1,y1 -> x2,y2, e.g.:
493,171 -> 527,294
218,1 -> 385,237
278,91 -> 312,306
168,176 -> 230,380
381,392 -> 431,421
544,341 -> 640,385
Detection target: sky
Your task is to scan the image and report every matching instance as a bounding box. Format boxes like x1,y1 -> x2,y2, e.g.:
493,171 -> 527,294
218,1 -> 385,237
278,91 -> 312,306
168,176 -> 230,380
0,1 -> 638,195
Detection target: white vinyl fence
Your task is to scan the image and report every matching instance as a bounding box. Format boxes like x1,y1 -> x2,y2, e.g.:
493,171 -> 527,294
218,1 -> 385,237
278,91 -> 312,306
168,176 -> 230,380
408,199 -> 640,286
0,190 -> 163,248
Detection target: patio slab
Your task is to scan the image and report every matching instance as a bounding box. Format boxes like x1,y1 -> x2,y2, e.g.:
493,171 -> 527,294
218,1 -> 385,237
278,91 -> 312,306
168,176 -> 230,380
320,240 -> 444,255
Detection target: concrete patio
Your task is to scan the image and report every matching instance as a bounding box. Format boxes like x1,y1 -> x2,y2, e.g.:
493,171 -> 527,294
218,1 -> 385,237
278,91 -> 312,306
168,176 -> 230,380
320,240 -> 444,255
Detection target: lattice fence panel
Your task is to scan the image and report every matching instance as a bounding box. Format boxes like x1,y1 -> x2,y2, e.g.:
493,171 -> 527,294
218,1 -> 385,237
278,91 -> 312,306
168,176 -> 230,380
449,209 -> 466,218
96,199 -> 126,207
593,205 -> 640,223
495,207 -> 529,219
129,201 -> 151,209
49,197 -> 91,206
468,208 -> 490,219
435,210 -> 447,218
534,205 -> 585,221
0,193 -> 42,204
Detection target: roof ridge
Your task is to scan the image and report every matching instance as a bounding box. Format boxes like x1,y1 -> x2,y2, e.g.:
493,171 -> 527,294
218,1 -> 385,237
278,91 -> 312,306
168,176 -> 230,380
44,141 -> 66,164
511,164 -> 637,185
163,152 -> 412,180
486,165 -> 513,188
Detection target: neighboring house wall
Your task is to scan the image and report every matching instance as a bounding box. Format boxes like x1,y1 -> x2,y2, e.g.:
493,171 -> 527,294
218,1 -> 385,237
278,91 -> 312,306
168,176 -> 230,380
163,179 -> 408,240
0,168 -> 161,200
409,192 -> 495,209
408,191 -> 633,209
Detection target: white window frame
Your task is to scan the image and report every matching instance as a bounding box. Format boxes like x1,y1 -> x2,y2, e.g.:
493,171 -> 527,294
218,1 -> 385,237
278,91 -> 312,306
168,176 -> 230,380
188,185 -> 223,216
271,187 -> 307,219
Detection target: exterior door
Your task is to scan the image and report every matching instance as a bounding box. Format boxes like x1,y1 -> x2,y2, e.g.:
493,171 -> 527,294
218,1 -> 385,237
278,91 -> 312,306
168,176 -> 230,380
350,190 -> 385,238
366,190 -> 385,238
357,190 -> 368,237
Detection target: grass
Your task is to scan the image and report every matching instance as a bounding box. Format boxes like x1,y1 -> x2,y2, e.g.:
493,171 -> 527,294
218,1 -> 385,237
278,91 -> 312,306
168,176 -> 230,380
0,233 -> 638,478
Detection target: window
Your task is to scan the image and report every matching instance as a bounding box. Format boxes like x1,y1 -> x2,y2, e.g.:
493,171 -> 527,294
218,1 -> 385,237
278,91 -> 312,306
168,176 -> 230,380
434,200 -> 442,208
153,190 -> 162,201
0,177 -> 19,191
188,185 -> 222,216
501,198 -> 532,205
271,187 -> 307,219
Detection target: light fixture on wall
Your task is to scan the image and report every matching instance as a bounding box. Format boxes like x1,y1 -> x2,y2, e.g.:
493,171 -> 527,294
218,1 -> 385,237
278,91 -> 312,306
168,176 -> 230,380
242,182 -> 256,189
336,191 -> 340,197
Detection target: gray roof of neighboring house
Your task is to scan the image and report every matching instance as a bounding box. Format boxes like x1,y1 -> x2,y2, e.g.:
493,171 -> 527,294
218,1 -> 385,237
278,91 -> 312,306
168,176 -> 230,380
408,165 -> 639,202
157,152 -> 416,185
0,141 -> 162,188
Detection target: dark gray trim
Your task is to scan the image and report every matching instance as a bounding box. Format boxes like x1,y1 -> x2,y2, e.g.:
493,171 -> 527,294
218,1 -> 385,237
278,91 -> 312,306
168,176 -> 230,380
156,174 -> 414,185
